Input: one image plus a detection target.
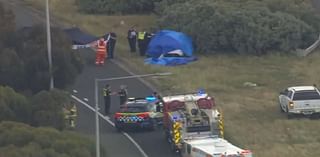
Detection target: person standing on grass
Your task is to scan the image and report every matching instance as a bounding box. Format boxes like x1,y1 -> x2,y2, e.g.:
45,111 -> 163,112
138,30 -> 147,56
127,27 -> 137,53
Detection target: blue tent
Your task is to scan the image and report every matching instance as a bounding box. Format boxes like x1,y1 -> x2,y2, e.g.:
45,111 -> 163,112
145,30 -> 196,66
146,30 -> 193,58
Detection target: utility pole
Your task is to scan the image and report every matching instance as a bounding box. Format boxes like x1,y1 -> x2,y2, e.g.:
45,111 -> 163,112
46,0 -> 54,90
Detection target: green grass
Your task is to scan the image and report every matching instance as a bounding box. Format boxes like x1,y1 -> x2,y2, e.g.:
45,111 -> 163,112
22,0 -> 320,156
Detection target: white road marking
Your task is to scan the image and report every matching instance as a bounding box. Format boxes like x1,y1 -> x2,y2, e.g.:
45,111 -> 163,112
71,95 -> 148,157
72,89 -> 78,93
83,98 -> 89,102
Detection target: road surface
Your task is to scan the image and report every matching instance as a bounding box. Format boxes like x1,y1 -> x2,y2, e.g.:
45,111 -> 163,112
2,0 -> 178,157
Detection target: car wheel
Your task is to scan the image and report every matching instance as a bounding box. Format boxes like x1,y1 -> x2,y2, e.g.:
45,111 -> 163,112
148,119 -> 157,131
115,124 -> 122,132
287,113 -> 294,119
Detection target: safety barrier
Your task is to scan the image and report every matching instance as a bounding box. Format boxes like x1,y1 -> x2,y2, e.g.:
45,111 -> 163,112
296,34 -> 320,57
218,109 -> 224,139
173,122 -> 182,144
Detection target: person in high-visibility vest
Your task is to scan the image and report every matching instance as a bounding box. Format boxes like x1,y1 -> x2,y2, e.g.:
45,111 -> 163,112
96,38 -> 107,65
63,101 -> 77,128
137,31 -> 146,56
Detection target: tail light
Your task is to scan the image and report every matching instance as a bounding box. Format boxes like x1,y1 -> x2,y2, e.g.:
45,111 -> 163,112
137,112 -> 149,119
114,113 -> 122,119
288,101 -> 294,109
240,150 -> 252,157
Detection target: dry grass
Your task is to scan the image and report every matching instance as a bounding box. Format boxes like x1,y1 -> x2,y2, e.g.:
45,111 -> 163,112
22,0 -> 320,156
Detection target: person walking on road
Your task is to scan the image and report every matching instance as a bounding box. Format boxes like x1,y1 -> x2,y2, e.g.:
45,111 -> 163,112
103,84 -> 112,115
118,85 -> 128,106
127,27 -> 137,53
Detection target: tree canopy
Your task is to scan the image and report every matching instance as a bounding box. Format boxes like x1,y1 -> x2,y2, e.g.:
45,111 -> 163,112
0,121 -> 95,157
0,86 -> 71,130
76,0 -> 161,14
0,24 -> 84,93
157,0 -> 320,54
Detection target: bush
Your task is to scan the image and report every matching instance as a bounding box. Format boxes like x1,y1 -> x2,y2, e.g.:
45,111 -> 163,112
0,86 -> 71,130
157,0 -> 320,54
30,89 -> 70,130
0,121 -> 95,157
0,86 -> 30,123
76,0 -> 161,14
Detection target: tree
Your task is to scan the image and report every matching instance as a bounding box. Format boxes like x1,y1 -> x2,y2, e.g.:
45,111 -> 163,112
14,25 -> 84,93
0,48 -> 25,90
30,89 -> 70,130
0,2 -> 15,45
157,0 -> 319,54
76,0 -> 161,14
0,86 -> 30,124
0,121 -> 96,157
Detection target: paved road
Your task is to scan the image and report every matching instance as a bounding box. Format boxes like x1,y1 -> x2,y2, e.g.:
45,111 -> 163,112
311,0 -> 320,13
72,49 -> 177,157
3,0 -> 177,157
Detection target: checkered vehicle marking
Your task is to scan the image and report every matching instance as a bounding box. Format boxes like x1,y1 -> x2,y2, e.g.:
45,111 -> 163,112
118,116 -> 145,122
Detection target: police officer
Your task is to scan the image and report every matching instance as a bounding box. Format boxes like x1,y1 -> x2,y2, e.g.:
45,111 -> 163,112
118,85 -> 128,106
137,30 -> 146,56
153,92 -> 163,112
105,32 -> 117,59
127,27 -> 137,53
103,84 -> 112,115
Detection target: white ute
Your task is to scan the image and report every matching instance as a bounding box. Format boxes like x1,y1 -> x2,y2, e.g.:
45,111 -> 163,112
279,86 -> 320,118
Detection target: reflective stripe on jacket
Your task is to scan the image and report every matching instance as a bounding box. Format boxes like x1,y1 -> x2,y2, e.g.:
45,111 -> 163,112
97,40 -> 107,54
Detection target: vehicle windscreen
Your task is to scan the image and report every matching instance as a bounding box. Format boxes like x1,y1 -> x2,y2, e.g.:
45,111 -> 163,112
120,103 -> 149,113
293,90 -> 320,100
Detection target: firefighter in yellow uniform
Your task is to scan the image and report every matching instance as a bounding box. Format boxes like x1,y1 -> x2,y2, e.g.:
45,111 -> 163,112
63,101 -> 78,129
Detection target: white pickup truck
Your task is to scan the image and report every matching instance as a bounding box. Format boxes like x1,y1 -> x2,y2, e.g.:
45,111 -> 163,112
279,86 -> 320,118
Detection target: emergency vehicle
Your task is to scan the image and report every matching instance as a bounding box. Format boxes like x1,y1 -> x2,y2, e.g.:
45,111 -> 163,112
114,97 -> 162,131
162,91 -> 253,157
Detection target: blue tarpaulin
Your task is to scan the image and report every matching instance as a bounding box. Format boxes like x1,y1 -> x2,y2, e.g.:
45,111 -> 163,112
64,27 -> 99,45
145,30 -> 196,66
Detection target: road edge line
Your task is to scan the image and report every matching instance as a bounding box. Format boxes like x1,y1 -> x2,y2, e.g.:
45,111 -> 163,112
71,95 -> 149,157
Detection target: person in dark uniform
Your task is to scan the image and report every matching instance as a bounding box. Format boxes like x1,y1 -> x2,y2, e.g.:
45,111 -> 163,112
152,92 -> 163,112
118,85 -> 128,106
103,84 -> 112,115
105,32 -> 117,59
127,27 -> 137,53
144,32 -> 154,56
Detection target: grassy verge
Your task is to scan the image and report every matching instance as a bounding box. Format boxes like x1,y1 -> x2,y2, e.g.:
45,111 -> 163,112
22,0 -> 320,156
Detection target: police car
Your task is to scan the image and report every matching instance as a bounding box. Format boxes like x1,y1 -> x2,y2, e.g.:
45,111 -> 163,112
114,96 -> 163,131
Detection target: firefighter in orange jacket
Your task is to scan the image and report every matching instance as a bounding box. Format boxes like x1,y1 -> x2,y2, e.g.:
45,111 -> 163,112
96,38 -> 107,65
